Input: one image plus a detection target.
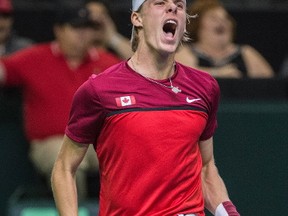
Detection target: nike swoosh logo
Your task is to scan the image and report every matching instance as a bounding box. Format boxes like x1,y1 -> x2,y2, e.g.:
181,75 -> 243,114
186,97 -> 201,103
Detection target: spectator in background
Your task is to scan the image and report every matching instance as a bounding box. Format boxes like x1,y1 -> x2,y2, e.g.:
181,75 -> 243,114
0,0 -> 33,137
85,0 -> 133,59
175,0 -> 274,78
0,0 -> 33,56
51,0 -> 240,215
0,6 -> 121,200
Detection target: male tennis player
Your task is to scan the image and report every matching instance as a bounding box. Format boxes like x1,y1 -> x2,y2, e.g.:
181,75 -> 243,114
51,0 -> 240,215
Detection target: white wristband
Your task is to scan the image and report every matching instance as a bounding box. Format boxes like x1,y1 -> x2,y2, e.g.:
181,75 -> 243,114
215,203 -> 229,216
215,201 -> 240,216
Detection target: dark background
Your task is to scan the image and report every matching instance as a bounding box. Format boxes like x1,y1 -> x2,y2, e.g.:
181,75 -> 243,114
1,1 -> 288,216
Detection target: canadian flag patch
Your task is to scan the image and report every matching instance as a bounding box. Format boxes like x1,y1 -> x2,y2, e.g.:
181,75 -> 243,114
115,96 -> 136,107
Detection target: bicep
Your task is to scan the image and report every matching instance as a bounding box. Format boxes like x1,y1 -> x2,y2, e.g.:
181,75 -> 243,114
200,137 -> 230,212
199,137 -> 214,166
56,135 -> 90,173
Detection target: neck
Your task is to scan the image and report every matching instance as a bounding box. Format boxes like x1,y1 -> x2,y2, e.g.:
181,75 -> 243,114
130,52 -> 176,80
129,55 -> 182,94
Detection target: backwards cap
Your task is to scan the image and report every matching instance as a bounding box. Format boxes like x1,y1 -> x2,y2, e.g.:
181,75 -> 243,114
132,0 -> 146,11
132,0 -> 187,11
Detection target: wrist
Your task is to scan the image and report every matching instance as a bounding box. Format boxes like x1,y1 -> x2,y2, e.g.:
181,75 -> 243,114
215,201 -> 240,216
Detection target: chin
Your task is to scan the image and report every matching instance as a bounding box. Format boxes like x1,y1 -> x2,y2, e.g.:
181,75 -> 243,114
162,41 -> 180,53
158,46 -> 178,56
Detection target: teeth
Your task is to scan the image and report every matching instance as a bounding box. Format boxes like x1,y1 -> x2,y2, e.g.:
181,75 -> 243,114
163,19 -> 177,35
166,20 -> 177,25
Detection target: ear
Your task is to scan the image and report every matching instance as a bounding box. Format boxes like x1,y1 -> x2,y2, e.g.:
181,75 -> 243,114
131,11 -> 143,28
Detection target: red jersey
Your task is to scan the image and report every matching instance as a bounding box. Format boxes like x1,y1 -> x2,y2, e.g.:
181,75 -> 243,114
1,42 -> 121,141
66,61 -> 220,216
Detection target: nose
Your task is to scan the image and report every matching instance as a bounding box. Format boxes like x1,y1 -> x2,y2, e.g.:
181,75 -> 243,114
166,3 -> 177,14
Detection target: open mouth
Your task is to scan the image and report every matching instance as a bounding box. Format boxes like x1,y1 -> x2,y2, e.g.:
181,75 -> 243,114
163,20 -> 177,37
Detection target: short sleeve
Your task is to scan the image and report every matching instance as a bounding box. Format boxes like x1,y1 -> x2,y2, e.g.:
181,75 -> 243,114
65,78 -> 106,144
200,78 -> 220,141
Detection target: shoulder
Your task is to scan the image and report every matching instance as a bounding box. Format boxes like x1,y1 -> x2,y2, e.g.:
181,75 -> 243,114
87,61 -> 126,85
177,62 -> 220,98
1,43 -> 44,64
73,61 -> 126,103
9,42 -> 50,57
177,62 -> 217,84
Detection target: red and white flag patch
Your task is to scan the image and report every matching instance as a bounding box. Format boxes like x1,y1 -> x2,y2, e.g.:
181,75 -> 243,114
115,96 -> 136,107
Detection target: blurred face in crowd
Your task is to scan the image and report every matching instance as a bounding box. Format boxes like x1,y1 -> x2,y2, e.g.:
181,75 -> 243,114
85,2 -> 107,45
54,24 -> 95,57
0,13 -> 12,44
198,6 -> 233,45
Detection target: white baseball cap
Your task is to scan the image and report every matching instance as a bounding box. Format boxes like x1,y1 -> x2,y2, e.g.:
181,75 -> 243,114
132,0 -> 187,11
132,0 -> 146,11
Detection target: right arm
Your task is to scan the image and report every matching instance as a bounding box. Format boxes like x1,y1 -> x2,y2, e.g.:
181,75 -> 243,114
52,78 -> 103,216
51,135 -> 89,216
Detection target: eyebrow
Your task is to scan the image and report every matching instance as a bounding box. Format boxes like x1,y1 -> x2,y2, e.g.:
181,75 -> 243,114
175,0 -> 185,3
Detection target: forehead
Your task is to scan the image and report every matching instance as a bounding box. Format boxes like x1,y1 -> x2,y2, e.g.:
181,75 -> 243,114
145,0 -> 186,6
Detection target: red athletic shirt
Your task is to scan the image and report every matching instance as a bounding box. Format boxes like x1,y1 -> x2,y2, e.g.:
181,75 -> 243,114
1,42 -> 121,141
66,61 -> 220,216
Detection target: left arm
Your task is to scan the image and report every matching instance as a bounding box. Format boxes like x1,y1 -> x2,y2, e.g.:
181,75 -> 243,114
200,137 -> 240,215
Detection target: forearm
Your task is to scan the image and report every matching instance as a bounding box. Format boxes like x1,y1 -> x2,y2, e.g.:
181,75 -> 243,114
51,161 -> 78,216
200,138 -> 240,215
202,162 -> 230,213
108,33 -> 133,59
